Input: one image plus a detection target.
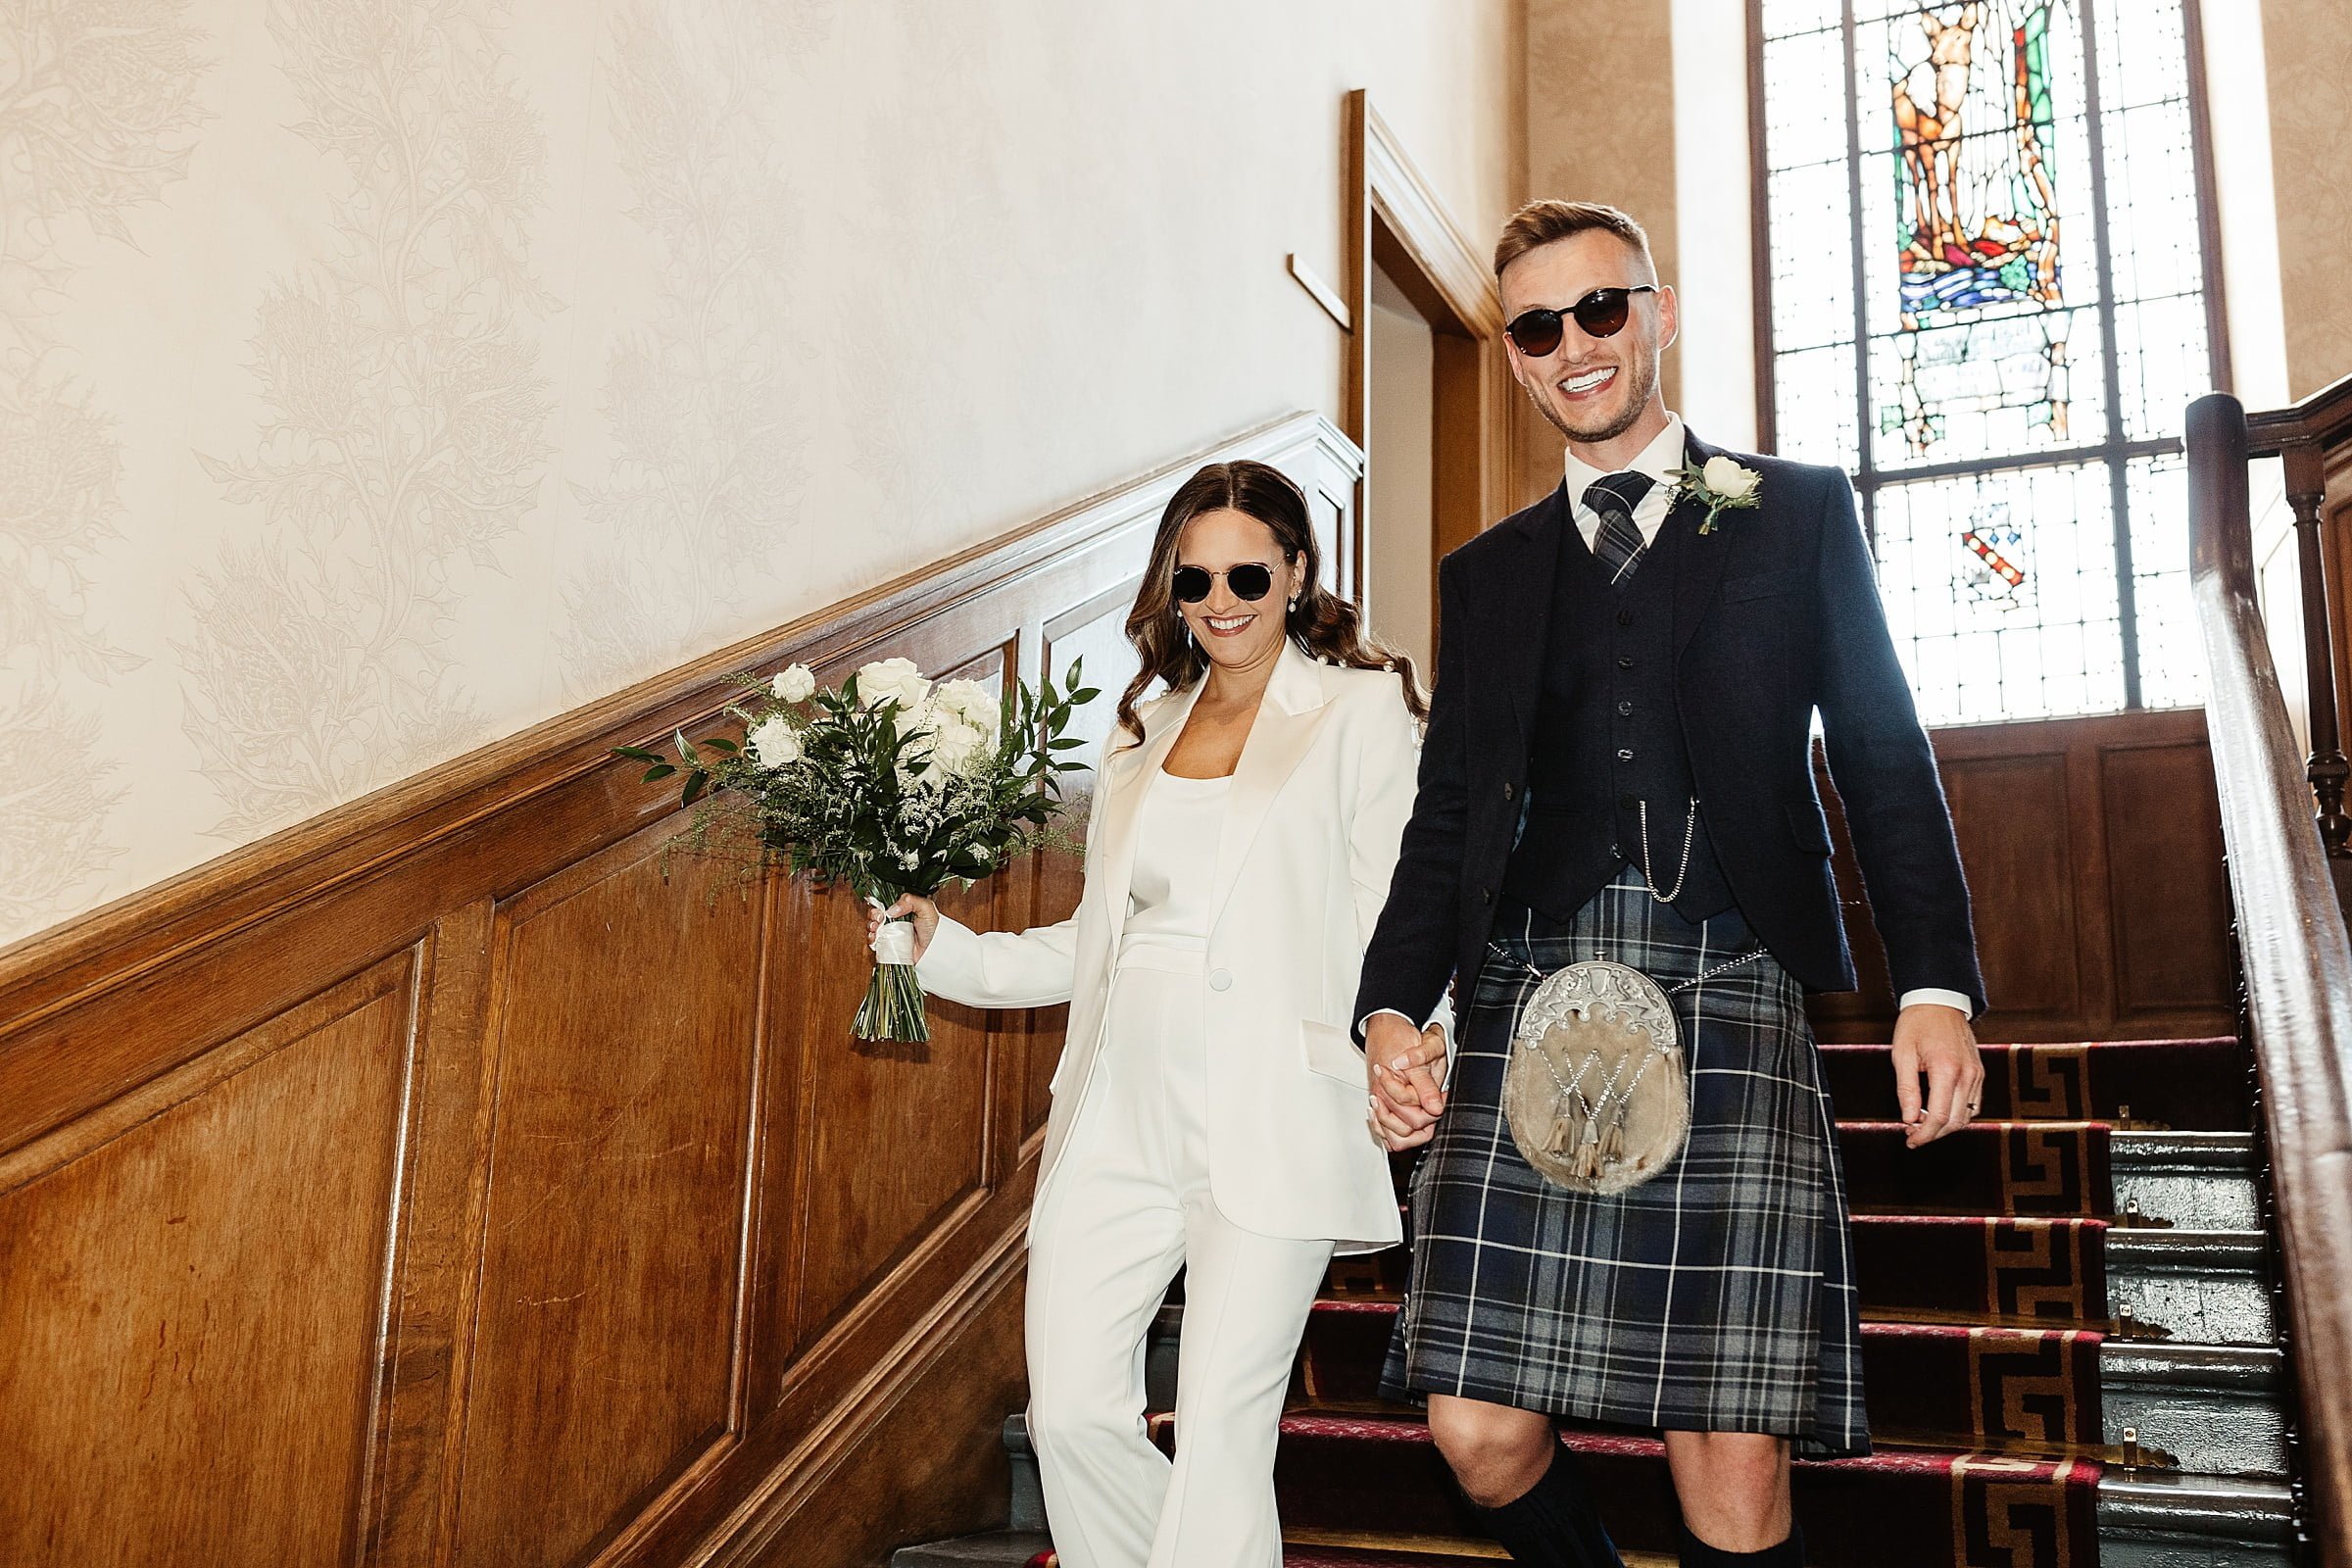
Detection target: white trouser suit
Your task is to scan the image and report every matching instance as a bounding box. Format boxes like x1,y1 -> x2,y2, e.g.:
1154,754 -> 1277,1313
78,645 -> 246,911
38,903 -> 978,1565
912,646 -> 1451,1568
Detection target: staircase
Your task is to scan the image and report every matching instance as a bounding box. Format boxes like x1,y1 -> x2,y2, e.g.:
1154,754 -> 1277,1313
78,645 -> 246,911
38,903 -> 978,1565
893,1036 -> 2303,1567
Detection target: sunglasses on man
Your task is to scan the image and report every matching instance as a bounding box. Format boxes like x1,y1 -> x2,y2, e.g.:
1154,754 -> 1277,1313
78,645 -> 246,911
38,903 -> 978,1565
1504,284 -> 1658,357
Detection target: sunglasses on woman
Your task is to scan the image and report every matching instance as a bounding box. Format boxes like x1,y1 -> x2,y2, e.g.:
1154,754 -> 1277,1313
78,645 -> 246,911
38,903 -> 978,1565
1504,284 -> 1658,357
1172,564 -> 1276,604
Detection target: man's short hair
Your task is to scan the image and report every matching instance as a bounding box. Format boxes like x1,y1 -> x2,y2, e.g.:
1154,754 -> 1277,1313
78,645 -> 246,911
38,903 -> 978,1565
1493,200 -> 1656,282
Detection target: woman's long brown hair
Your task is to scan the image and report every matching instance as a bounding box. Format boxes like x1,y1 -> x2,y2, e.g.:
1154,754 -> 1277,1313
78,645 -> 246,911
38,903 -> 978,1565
1114,460 -> 1427,745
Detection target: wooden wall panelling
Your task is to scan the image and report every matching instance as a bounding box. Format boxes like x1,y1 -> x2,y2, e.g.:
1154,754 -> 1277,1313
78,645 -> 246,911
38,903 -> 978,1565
1944,747 -> 2091,1028
0,411 -> 1362,1568
1809,709 -> 2234,1044
365,901 -> 499,1567
0,955 -> 418,1565
706,1235 -> 1031,1568
450,822 -> 767,1568
2099,726 -> 2235,1021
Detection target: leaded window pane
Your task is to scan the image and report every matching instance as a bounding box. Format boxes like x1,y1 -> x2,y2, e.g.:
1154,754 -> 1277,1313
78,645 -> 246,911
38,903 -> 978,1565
1757,0 -> 2218,724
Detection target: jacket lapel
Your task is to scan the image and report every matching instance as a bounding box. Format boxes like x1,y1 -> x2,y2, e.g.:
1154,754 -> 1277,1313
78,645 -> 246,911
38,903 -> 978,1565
1092,677 -> 1200,955
1499,485 -> 1569,742
1670,429 -> 1738,662
1206,642 -> 1332,920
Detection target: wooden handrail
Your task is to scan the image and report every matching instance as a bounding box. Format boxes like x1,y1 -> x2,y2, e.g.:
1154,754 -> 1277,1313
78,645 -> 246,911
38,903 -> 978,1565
2248,369 -> 2352,455
2186,391 -> 2352,1566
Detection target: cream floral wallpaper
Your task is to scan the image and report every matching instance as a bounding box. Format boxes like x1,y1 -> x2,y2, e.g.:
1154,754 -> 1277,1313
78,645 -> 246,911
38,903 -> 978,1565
1,0 -> 209,933
2264,0 -> 2352,401
0,0 -> 1518,950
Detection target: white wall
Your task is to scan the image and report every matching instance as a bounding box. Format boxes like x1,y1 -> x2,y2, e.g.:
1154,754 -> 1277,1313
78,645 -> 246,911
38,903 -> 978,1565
0,0 -> 1519,950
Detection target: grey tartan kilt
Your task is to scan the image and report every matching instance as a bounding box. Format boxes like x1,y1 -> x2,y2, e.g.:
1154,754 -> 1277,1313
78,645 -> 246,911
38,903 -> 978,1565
1381,875 -> 1869,1459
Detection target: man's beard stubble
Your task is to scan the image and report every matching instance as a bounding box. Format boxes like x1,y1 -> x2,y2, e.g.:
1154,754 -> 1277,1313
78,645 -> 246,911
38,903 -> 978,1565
1523,343 -> 1660,447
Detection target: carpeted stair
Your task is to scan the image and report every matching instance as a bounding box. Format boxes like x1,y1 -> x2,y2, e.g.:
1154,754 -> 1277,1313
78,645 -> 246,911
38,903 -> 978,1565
893,1039 -> 2299,1568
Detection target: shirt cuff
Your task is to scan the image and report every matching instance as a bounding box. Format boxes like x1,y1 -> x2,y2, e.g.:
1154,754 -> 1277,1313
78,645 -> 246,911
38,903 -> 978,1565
1897,987 -> 1975,1020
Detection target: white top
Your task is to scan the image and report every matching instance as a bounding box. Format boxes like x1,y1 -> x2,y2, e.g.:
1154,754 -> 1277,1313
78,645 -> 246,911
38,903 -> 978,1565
1123,769 -> 1230,946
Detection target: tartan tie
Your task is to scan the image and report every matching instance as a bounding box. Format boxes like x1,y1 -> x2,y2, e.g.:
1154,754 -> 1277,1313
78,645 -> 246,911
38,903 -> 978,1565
1585,471 -> 1656,585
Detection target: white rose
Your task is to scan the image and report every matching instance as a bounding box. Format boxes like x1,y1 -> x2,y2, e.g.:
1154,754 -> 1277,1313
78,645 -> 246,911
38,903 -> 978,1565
770,663 -> 816,703
855,657 -> 931,713
747,714 -> 803,768
928,714 -> 989,776
1703,455 -> 1762,500
931,677 -> 1001,739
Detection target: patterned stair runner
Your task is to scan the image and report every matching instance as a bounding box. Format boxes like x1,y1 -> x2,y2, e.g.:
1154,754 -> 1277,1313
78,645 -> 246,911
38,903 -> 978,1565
1004,1038 -> 2254,1568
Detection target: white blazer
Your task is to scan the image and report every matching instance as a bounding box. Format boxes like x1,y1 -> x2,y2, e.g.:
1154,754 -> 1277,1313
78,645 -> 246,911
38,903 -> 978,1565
916,640 -> 1447,1250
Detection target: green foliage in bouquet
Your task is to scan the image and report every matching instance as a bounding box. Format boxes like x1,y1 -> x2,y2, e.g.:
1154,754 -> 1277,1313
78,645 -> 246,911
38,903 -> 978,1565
614,656 -> 1098,1042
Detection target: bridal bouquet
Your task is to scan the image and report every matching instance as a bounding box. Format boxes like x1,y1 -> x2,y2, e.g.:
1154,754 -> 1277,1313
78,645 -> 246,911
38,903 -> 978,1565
617,656 -> 1096,1042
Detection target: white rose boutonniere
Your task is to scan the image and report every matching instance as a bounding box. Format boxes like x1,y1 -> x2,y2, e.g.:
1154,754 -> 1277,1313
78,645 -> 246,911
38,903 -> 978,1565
1666,454 -> 1765,535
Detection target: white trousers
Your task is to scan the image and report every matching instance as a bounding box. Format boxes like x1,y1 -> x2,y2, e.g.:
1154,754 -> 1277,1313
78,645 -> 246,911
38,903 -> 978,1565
1024,952 -> 1336,1568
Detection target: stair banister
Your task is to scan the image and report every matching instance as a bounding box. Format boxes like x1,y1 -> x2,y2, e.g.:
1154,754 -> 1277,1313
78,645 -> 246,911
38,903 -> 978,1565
2187,390 -> 2352,1567
2245,373 -> 2352,857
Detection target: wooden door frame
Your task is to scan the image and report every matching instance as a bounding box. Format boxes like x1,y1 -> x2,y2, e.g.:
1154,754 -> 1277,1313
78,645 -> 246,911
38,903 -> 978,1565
1341,90 -> 1516,639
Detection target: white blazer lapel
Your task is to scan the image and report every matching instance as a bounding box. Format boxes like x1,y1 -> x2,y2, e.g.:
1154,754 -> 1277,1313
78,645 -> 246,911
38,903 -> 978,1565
1206,642 -> 1332,920
1091,679 -> 1200,955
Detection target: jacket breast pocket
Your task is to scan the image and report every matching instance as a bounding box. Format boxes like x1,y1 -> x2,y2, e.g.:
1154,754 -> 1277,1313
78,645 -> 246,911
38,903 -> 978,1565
1787,799 -> 1833,855
1722,568 -> 1805,605
1299,1018 -> 1368,1086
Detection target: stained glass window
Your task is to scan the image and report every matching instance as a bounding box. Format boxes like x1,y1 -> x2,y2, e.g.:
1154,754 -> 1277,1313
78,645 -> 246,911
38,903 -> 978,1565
1755,0 -> 2223,724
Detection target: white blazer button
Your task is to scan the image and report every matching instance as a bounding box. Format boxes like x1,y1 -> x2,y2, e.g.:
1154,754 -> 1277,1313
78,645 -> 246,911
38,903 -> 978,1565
1208,969 -> 1233,991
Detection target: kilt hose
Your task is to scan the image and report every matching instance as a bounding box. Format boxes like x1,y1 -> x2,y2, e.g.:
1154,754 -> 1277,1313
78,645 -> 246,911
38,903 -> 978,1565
1381,874 -> 1870,1458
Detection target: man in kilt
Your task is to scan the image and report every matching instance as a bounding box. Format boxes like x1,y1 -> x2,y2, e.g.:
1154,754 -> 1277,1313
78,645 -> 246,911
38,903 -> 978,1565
1358,201 -> 1986,1568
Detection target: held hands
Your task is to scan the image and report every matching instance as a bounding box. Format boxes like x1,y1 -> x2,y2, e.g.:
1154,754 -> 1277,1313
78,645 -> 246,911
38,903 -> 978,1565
1366,1012 -> 1450,1152
1892,1002 -> 1984,1149
865,894 -> 941,963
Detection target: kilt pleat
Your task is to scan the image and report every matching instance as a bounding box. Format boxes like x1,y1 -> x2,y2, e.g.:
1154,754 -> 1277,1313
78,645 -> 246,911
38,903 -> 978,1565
1381,876 -> 1870,1458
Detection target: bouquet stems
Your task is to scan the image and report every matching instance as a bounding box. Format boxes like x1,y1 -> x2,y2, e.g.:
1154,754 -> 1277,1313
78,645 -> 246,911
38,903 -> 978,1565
856,912 -> 931,1043
854,960 -> 929,1042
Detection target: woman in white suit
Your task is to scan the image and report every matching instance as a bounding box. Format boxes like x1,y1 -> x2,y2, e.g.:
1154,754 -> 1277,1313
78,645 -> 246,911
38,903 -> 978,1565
869,460 -> 1453,1568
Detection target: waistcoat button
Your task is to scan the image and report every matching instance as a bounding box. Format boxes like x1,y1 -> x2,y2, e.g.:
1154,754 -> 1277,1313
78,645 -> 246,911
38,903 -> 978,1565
1208,969 -> 1233,991
1616,700 -> 1634,715
1617,748 -> 1636,761
1616,609 -> 1634,626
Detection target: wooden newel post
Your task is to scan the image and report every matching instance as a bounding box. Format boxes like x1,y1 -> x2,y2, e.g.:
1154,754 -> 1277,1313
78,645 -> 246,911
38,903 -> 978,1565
2284,440 -> 2352,858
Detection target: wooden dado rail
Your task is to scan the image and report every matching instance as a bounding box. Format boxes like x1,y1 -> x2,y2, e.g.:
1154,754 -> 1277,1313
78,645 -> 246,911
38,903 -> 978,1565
2186,391 -> 2352,1566
0,413 -> 1363,1568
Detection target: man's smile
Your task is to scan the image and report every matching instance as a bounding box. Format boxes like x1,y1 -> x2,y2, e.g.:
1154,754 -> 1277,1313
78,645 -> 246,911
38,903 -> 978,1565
1557,365 -> 1618,400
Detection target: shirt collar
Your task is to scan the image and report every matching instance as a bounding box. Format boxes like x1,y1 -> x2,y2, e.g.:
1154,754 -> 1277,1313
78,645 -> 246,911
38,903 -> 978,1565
1563,413 -> 1687,505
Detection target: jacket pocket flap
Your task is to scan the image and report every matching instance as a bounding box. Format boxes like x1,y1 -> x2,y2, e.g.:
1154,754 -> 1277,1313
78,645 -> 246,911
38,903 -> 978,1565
1299,1018 -> 1368,1085
1723,569 -> 1804,604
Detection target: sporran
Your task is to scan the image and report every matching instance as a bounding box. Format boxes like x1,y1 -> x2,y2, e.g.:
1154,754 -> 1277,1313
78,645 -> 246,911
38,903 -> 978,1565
1500,958 -> 1690,1194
